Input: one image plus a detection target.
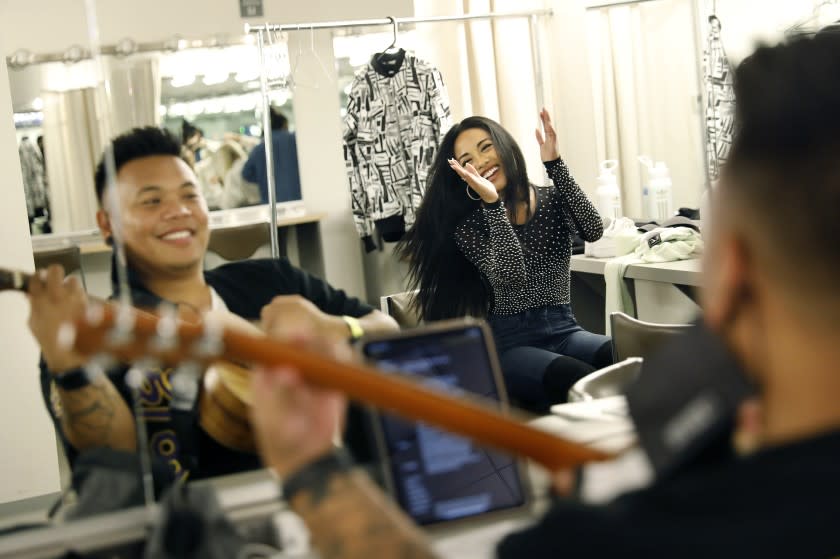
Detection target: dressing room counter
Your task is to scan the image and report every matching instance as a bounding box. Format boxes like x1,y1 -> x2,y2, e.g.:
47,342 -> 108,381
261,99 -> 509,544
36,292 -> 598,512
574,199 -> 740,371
569,254 -> 702,332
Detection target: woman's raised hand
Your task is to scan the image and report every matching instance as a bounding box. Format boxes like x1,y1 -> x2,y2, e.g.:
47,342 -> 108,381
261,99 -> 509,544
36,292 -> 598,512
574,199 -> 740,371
448,158 -> 499,203
535,108 -> 561,163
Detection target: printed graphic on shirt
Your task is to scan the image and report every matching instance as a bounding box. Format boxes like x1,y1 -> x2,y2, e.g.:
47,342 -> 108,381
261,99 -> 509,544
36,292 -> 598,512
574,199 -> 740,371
137,367 -> 188,481
48,367 -> 189,481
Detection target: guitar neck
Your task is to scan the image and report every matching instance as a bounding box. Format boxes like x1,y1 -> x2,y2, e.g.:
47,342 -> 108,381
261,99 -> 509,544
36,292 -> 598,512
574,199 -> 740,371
72,305 -> 616,472
0,268 -> 32,293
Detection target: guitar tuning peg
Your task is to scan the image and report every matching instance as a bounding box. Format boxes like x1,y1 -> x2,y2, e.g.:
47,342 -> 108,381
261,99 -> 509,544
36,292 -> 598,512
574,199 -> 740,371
170,361 -> 203,412
85,301 -> 106,327
56,322 -> 76,352
107,303 -> 137,348
192,313 -> 224,360
124,357 -> 162,391
150,303 -> 179,354
83,353 -> 116,381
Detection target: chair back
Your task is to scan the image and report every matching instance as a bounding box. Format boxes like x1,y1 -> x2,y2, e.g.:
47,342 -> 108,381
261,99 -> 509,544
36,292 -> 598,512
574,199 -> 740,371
610,312 -> 692,362
33,244 -> 82,275
33,243 -> 86,289
568,357 -> 643,402
380,290 -> 421,329
207,222 -> 271,261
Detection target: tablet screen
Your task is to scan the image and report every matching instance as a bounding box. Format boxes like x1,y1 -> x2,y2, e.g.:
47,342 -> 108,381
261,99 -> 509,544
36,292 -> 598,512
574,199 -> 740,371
362,324 -> 527,526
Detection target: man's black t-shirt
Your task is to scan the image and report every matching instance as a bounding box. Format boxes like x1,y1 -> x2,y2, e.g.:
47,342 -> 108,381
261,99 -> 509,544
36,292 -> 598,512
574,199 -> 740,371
497,429 -> 840,558
40,258 -> 375,482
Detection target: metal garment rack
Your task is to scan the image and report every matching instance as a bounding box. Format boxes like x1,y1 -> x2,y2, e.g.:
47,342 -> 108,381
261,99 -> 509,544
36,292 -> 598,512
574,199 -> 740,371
245,9 -> 554,259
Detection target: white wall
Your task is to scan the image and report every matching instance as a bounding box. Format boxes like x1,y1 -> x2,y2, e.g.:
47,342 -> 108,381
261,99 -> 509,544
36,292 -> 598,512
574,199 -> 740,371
544,0 -> 601,198
1,0 -> 414,53
0,39 -> 61,504
706,0 -> 817,64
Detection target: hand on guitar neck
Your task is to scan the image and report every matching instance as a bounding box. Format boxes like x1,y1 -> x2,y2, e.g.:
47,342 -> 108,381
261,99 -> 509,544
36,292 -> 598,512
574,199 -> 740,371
26,265 -> 90,374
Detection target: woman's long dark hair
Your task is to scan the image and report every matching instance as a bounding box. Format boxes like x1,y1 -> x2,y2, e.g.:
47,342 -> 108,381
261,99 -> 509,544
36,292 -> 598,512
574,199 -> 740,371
397,116 -> 532,321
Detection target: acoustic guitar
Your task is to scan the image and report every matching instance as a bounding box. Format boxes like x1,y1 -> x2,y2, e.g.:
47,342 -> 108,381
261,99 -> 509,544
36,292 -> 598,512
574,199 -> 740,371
2,267 -> 616,472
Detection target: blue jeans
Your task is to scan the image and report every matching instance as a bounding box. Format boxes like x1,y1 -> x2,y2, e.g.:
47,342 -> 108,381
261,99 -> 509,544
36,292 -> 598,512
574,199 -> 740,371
489,305 -> 612,412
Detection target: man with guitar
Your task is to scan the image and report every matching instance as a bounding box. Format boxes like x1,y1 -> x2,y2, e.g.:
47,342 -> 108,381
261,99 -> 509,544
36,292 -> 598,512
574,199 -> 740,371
249,33 -> 840,558
27,126 -> 398,484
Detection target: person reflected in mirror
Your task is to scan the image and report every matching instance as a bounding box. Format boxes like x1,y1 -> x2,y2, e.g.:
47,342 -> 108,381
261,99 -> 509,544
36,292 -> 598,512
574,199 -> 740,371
214,141 -> 262,210
251,32 -> 840,559
397,111 -> 612,413
242,107 -> 303,204
180,119 -> 206,166
26,126 -> 398,487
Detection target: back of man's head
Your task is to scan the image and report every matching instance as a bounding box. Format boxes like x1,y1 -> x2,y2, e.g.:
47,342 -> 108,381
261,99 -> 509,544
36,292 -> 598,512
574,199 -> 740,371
721,32 -> 840,314
269,108 -> 289,131
94,126 -> 185,205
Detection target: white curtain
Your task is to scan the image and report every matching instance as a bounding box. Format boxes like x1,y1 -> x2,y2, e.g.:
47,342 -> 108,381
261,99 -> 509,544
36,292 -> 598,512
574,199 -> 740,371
41,88 -> 107,233
39,56 -> 161,234
586,0 -> 705,218
105,55 -> 161,135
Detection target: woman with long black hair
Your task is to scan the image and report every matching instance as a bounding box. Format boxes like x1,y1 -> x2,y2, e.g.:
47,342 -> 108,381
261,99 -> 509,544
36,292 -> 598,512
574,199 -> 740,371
398,109 -> 613,412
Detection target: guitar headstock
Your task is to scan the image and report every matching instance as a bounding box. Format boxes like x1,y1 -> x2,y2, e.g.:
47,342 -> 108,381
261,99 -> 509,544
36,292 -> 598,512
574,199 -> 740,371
65,301 -> 227,367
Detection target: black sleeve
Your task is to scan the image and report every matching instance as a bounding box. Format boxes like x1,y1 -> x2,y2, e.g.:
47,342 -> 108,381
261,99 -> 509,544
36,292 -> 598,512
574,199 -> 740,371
207,258 -> 376,319
545,158 -> 603,242
496,499 -> 634,558
274,258 -> 375,317
454,202 -> 526,289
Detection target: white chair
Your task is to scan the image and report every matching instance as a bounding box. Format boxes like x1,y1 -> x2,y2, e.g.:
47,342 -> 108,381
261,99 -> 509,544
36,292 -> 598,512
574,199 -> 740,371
568,357 -> 644,402
379,290 -> 421,329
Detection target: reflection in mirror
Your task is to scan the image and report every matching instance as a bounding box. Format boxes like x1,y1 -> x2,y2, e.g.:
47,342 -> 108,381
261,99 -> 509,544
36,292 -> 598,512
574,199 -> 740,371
585,0 -> 706,220
6,40 -> 303,238
2,34 -> 308,534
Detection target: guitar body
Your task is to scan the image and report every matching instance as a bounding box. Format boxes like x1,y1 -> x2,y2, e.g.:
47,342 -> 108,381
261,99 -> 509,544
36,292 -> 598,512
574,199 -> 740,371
196,310 -> 264,453
201,361 -> 256,453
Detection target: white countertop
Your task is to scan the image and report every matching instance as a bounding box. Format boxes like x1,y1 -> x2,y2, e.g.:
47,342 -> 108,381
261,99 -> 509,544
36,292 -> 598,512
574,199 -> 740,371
31,204 -> 325,256
570,254 -> 703,287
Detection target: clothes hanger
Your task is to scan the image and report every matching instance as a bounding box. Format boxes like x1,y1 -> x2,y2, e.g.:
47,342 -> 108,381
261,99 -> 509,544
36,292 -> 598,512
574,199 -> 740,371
373,17 -> 406,76
785,0 -> 839,35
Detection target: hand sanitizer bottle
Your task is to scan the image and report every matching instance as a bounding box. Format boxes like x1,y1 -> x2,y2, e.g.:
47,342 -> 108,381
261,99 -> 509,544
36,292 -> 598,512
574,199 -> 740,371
638,156 -> 674,221
596,160 -> 623,222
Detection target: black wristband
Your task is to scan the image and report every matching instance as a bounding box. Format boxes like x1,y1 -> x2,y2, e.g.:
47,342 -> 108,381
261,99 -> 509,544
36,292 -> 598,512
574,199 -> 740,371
53,368 -> 91,391
281,448 -> 354,503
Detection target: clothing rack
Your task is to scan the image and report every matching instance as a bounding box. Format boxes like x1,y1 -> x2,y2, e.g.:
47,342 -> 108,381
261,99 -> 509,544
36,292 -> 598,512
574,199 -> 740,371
584,0 -> 663,8
244,10 -> 552,33
247,9 -> 554,258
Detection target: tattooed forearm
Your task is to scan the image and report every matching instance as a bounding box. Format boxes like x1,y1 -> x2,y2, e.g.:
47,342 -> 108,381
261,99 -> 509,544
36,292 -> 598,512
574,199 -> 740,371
290,471 -> 439,559
57,376 -> 136,451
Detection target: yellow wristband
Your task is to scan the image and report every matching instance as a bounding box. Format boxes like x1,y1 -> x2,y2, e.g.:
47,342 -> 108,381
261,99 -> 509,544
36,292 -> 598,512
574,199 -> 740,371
341,315 -> 364,340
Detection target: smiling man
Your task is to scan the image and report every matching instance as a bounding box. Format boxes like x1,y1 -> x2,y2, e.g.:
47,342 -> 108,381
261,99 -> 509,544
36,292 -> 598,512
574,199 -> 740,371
27,126 -> 398,485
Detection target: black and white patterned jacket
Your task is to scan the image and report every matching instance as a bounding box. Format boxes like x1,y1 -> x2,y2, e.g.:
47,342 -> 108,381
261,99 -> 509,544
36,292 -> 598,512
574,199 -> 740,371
342,51 -> 452,244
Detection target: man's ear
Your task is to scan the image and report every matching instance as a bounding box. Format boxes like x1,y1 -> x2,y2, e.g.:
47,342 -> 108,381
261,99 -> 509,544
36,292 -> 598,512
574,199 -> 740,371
704,232 -> 752,331
96,209 -> 113,246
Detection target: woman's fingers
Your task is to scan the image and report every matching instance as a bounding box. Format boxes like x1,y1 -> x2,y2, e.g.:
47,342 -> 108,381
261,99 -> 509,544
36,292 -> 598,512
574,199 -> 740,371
540,108 -> 556,137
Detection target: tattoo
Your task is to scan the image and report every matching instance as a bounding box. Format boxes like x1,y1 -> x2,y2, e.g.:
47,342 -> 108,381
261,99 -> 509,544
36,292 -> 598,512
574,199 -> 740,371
291,471 -> 439,559
59,378 -> 117,447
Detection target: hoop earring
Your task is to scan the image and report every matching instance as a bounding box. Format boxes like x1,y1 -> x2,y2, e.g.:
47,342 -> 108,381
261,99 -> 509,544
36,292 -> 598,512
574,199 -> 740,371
465,185 -> 481,201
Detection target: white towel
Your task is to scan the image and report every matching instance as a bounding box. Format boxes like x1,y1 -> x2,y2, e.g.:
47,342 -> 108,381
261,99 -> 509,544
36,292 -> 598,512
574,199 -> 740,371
604,254 -> 641,335
635,226 -> 703,262
586,217 -> 641,258
602,227 -> 703,335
